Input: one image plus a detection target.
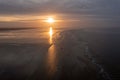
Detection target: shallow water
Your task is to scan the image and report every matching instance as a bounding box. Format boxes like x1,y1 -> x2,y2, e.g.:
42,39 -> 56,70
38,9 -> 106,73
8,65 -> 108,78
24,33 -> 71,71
0,28 -> 102,80
0,28 -> 49,43
0,28 -> 120,80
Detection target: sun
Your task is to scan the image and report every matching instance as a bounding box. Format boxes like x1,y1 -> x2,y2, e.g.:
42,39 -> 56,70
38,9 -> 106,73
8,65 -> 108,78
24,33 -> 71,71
47,17 -> 55,23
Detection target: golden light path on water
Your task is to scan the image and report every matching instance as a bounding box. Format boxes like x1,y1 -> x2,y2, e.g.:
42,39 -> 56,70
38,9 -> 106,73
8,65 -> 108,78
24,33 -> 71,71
46,27 -> 57,78
47,45 -> 57,77
49,27 -> 53,44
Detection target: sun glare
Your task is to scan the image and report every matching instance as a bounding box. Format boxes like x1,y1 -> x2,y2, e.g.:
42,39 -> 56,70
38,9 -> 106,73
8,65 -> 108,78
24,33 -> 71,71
47,18 -> 55,23
49,27 -> 53,36
49,27 -> 53,44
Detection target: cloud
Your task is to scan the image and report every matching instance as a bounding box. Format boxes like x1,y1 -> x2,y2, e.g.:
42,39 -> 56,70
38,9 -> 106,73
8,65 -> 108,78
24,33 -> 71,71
0,0 -> 119,16
0,0 -> 120,29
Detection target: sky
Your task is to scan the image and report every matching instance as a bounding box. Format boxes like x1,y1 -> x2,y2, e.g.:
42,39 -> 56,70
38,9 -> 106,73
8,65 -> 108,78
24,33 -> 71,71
0,0 -> 120,28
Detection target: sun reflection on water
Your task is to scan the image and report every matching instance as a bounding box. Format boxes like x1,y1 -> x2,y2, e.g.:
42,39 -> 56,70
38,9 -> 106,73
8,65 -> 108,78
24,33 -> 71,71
46,26 -> 57,78
49,27 -> 53,44
47,45 -> 57,77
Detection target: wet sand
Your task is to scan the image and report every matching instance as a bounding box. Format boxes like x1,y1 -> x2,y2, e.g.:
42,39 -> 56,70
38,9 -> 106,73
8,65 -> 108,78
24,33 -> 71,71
83,29 -> 120,80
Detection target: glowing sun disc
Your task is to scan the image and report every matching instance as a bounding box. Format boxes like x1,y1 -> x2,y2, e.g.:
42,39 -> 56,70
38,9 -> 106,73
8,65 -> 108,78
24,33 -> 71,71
47,18 -> 55,23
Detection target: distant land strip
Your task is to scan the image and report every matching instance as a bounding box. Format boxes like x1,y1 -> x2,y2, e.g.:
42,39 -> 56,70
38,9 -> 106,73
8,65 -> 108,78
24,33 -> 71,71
0,27 -> 37,31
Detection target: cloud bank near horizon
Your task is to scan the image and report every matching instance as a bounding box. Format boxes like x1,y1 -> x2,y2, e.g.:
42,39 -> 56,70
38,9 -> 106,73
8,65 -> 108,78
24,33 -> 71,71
0,0 -> 120,28
0,0 -> 120,16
